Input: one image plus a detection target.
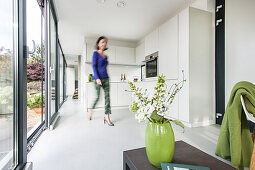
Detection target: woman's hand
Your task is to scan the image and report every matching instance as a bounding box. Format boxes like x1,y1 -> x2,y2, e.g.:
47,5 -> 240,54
96,79 -> 102,86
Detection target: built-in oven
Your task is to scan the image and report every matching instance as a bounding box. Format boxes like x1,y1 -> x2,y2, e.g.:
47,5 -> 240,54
145,52 -> 158,78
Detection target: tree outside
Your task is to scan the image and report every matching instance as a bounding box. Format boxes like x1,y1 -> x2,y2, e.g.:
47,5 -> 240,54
27,44 -> 45,132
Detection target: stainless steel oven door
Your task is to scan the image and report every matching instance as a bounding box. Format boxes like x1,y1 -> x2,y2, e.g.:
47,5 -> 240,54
146,58 -> 157,78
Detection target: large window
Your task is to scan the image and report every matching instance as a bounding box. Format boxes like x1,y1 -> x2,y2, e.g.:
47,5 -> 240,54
58,42 -> 67,106
64,60 -> 67,101
0,0 -> 67,168
0,0 -> 17,169
50,7 -> 57,119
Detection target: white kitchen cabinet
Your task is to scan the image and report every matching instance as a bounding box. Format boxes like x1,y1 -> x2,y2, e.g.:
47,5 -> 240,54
145,28 -> 159,56
87,44 -> 116,64
178,7 -> 213,126
86,82 -> 131,109
133,81 -> 156,99
125,7 -> 213,127
145,35 -> 150,56
86,83 -> 104,108
158,15 -> 179,79
105,45 -> 116,64
86,43 -> 94,62
110,83 -> 118,106
115,47 -> 135,64
136,42 -> 145,65
86,43 -> 136,65
164,80 -> 179,120
117,83 -> 132,106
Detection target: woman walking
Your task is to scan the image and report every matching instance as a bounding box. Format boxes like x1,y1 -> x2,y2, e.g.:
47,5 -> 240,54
88,36 -> 114,126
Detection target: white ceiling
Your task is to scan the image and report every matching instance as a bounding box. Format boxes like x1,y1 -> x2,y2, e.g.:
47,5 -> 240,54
54,0 -> 196,64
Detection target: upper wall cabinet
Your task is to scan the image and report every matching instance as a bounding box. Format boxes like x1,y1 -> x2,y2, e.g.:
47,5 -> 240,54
158,15 -> 179,79
105,45 -> 116,64
115,46 -> 135,64
136,42 -> 145,64
145,28 -> 159,56
86,43 -> 136,65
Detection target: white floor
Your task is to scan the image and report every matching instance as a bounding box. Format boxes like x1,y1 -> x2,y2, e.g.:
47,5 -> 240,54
28,98 -> 232,170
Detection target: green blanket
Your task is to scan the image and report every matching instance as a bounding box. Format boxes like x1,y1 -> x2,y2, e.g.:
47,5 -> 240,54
215,81 -> 255,170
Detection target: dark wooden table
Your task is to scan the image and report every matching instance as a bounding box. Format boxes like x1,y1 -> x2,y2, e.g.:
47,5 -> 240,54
123,141 -> 236,170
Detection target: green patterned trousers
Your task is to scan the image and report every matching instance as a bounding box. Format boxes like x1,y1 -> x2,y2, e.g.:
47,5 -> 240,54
92,78 -> 111,114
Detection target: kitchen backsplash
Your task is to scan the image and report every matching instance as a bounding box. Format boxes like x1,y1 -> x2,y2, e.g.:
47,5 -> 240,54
108,65 -> 140,82
85,63 -> 141,82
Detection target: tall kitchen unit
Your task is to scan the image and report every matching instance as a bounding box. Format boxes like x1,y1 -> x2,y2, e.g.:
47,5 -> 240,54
178,7 -> 214,127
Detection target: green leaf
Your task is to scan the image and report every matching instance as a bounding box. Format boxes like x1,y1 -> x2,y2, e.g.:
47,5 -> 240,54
150,111 -> 164,122
169,119 -> 184,129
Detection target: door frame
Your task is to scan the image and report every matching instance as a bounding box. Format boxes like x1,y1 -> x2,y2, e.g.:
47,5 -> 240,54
26,0 -> 47,152
45,0 -> 59,127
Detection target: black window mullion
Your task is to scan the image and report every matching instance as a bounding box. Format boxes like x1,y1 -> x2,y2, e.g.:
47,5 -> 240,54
15,0 -> 28,169
49,0 -> 59,120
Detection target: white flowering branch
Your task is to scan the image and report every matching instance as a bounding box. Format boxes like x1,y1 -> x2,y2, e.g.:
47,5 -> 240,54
127,71 -> 186,128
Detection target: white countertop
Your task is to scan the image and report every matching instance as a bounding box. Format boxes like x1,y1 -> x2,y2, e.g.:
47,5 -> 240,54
86,81 -> 131,83
86,78 -> 176,84
86,80 -> 158,84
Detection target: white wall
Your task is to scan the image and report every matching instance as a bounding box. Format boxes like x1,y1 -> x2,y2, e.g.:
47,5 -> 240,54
78,54 -> 86,102
75,65 -> 78,81
225,0 -> 255,105
78,56 -> 81,99
80,48 -> 86,104
78,55 -> 81,100
66,67 -> 75,96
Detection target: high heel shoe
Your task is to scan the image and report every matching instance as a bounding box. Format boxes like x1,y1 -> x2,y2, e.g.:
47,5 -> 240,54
104,117 -> 114,126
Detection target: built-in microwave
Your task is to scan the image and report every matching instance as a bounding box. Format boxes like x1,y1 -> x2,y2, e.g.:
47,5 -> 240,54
145,52 -> 158,78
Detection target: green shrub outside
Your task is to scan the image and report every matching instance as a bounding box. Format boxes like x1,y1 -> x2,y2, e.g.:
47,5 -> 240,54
27,93 -> 45,109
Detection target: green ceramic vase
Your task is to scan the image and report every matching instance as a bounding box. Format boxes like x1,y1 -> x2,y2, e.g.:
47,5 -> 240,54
145,121 -> 175,168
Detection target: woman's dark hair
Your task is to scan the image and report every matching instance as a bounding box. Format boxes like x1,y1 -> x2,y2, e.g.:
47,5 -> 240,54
95,36 -> 108,51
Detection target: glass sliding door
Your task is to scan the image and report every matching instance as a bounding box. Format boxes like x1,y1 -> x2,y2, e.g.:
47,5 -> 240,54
0,0 -> 18,169
26,0 -> 45,135
49,8 -> 57,119
58,42 -> 67,106
42,3 -> 46,123
64,61 -> 67,101
59,45 -> 63,105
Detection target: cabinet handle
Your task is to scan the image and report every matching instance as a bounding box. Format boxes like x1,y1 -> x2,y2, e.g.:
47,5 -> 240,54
216,19 -> 222,26
216,5 -> 223,12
